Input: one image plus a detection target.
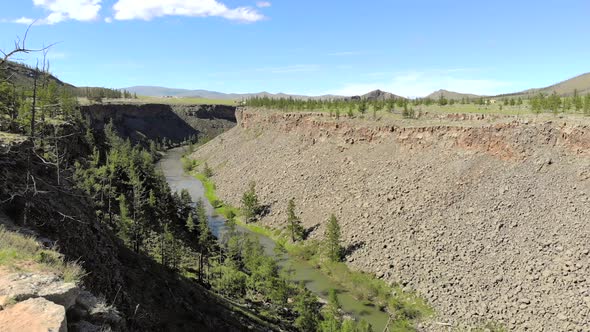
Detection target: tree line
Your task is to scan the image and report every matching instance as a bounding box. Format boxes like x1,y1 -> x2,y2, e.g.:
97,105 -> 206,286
529,89 -> 590,115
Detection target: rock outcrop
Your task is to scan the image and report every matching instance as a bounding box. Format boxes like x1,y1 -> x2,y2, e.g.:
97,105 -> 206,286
0,297 -> 67,332
192,109 -> 590,331
0,273 -> 79,309
0,271 -> 122,332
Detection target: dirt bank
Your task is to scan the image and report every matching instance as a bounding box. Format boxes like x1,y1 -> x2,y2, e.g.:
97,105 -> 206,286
192,108 -> 590,331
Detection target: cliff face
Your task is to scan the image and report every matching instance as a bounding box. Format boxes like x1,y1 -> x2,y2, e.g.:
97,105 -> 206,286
193,109 -> 590,331
81,103 -> 237,145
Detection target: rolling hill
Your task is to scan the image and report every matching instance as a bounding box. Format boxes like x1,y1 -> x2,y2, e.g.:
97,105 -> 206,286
426,89 -> 482,100
1,61 -> 74,89
361,89 -> 405,100
500,72 -> 590,98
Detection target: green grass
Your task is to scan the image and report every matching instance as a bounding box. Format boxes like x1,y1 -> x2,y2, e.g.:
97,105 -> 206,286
250,102 -> 590,118
0,226 -> 85,284
0,131 -> 27,144
186,163 -> 433,329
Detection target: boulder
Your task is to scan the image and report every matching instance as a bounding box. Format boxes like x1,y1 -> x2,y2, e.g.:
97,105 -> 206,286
75,291 -> 122,327
0,273 -> 79,309
0,297 -> 67,332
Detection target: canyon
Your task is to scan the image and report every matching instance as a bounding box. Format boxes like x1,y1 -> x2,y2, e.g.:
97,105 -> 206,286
191,108 -> 590,331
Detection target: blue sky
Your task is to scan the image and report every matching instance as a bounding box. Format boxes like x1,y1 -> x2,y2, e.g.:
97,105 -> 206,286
1,0 -> 589,97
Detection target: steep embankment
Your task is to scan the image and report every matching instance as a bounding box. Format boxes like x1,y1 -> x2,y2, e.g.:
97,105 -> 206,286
192,108 -> 590,331
0,134 -> 263,331
81,103 -> 236,145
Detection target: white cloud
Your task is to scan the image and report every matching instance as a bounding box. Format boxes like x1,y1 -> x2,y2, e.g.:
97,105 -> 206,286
256,1 -> 271,8
112,0 -> 266,23
11,0 -> 102,25
326,70 -> 515,97
13,17 -> 35,25
104,17 -> 113,23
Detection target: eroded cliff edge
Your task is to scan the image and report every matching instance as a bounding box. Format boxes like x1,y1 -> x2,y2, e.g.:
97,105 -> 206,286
81,103 -> 237,145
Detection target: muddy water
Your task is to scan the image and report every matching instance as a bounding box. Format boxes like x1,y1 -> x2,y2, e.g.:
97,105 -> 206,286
158,147 -> 389,330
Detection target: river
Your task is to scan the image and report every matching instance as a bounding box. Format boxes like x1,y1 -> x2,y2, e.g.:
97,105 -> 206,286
158,147 -> 389,330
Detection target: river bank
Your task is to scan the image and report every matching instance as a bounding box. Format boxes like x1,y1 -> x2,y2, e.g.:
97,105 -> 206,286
159,147 -> 410,330
173,149 -> 433,331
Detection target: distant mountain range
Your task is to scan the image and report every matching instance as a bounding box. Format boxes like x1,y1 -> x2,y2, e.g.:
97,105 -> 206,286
126,72 -> 590,101
124,86 -> 409,101
5,62 -> 589,101
123,86 -> 346,101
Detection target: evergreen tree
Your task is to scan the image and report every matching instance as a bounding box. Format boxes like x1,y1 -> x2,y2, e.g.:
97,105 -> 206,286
118,194 -> 132,242
293,284 -> 321,332
573,89 -> 583,112
241,182 -> 260,222
197,198 -> 213,282
325,214 -> 342,262
549,92 -> 561,115
186,213 -> 195,232
286,198 -> 304,242
438,93 -> 448,106
128,163 -> 147,253
358,101 -> 367,115
583,93 -> 590,116
203,162 -> 213,178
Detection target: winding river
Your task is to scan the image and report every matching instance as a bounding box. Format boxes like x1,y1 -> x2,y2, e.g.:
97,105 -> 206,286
158,147 -> 389,330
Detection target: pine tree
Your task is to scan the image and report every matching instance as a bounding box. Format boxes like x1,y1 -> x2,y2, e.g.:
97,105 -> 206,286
325,214 -> 342,262
293,284 -> 321,332
358,101 -> 367,115
549,92 -> 561,115
241,182 -> 260,222
128,163 -> 146,253
286,198 -> 304,242
573,89 -> 583,112
118,194 -> 132,242
197,198 -> 213,282
203,162 -> 213,178
583,93 -> 590,116
186,213 -> 195,232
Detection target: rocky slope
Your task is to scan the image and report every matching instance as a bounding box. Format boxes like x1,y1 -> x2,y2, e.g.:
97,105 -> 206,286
0,134 -> 264,331
191,108 -> 590,331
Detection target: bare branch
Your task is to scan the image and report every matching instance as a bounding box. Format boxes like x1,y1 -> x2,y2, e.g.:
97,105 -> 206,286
0,21 -> 58,66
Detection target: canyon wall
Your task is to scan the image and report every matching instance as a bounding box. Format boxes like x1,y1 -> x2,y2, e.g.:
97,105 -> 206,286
193,108 -> 590,331
81,103 -> 237,145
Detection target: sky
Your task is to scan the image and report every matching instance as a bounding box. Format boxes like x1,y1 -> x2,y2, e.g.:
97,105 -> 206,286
1,0 -> 589,97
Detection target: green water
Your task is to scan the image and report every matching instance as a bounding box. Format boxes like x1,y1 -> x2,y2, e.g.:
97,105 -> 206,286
159,147 -> 389,330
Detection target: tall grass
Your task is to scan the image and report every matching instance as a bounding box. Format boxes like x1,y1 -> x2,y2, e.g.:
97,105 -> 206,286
0,226 -> 85,283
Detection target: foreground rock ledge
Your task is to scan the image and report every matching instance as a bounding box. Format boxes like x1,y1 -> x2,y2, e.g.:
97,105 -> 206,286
0,297 -> 67,332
